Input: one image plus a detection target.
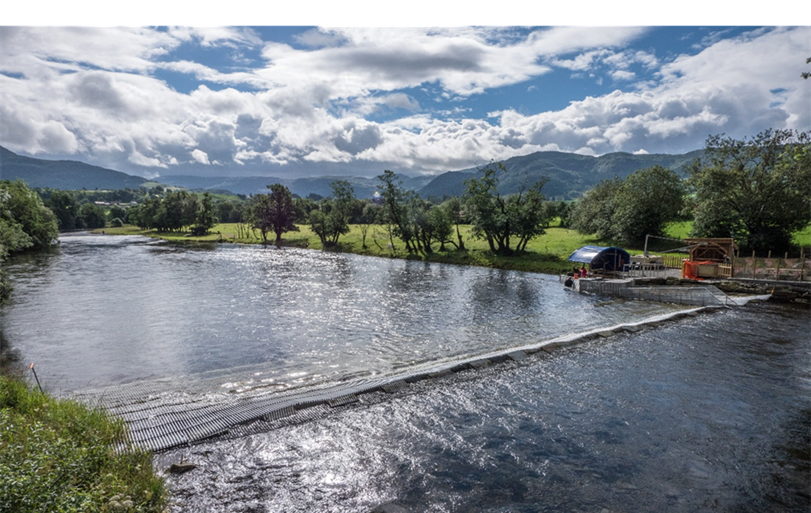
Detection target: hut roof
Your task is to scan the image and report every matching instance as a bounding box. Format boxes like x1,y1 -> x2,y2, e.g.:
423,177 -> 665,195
567,245 -> 631,271
684,238 -> 738,262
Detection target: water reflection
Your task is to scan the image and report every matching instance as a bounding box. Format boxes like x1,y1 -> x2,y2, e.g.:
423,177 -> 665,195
2,233 -> 687,393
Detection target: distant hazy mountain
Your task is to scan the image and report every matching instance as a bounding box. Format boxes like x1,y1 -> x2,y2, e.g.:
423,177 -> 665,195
417,150 -> 703,201
0,145 -> 150,190
159,174 -> 435,199
1,144 -> 701,201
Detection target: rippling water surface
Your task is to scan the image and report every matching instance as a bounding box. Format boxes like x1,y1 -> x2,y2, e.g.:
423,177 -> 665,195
154,302 -> 809,513
2,233 -> 684,392
2,233 -> 809,512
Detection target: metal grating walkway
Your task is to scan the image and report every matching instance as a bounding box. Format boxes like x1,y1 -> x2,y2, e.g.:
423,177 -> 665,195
71,306 -> 716,452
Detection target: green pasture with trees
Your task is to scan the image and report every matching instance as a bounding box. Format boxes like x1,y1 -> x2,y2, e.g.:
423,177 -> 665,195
99,128 -> 810,270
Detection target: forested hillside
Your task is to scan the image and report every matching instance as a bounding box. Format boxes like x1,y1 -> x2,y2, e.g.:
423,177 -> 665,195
0,146 -> 149,190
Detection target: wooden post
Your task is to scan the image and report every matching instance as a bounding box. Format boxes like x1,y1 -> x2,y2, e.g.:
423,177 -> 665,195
775,253 -> 781,280
801,247 -> 806,282
752,250 -> 757,278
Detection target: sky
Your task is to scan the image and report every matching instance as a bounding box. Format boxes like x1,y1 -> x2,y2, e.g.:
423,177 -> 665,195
1,5 -> 809,179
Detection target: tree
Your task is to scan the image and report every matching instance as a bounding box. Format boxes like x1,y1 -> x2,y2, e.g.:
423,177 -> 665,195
612,166 -> 685,244
249,184 -> 298,244
557,201 -> 572,227
569,177 -> 623,241
46,190 -> 79,231
1,180 -> 59,304
357,202 -> 380,249
192,192 -> 217,235
569,167 -> 684,245
152,190 -> 200,232
78,203 -> 107,229
688,129 -> 811,253
108,205 -> 127,223
463,162 -> 548,255
440,197 -> 466,250
129,197 -> 160,230
426,204 -> 454,252
309,180 -> 357,247
0,180 -> 58,251
377,170 -> 418,252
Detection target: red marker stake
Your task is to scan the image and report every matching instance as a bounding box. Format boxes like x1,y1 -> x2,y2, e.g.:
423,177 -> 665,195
29,363 -> 43,393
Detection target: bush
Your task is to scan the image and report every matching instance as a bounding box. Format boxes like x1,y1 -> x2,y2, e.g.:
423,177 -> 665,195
0,375 -> 167,513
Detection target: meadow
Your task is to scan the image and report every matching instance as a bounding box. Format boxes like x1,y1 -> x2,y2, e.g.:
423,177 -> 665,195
100,217 -> 811,276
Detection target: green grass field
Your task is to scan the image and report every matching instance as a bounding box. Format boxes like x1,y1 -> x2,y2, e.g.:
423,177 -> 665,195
98,219 -> 810,275
97,223 -> 649,274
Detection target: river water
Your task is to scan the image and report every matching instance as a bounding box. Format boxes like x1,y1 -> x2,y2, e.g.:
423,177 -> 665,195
1,233 -> 809,512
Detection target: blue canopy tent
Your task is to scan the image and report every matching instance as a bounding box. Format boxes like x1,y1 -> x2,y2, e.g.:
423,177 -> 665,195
567,245 -> 631,272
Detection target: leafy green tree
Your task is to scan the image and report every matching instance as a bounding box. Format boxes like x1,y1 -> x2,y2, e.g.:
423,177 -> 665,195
1,180 -> 58,304
45,190 -> 80,231
357,202 -> 380,249
153,190 -> 200,232
409,197 -> 436,254
192,192 -> 217,235
107,205 -> 127,223
569,177 -> 623,241
249,184 -> 299,244
556,201 -> 571,227
129,197 -> 160,230
440,197 -> 466,250
77,203 -> 107,229
612,165 -> 685,244
570,166 -> 684,245
309,180 -> 357,246
0,180 -> 58,251
687,129 -> 811,252
463,162 -> 548,255
426,204 -> 454,251
377,170 -> 418,252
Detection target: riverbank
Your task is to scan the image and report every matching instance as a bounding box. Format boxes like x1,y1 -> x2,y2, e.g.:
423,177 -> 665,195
94,223 -> 662,275
0,372 -> 168,512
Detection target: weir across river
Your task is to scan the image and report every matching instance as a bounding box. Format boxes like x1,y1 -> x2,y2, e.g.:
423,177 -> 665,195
72,307 -> 718,452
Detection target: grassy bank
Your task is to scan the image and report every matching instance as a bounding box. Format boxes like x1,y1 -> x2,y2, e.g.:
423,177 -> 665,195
98,222 -> 697,275
98,221 -> 810,274
0,374 -> 167,513
100,223 -> 609,274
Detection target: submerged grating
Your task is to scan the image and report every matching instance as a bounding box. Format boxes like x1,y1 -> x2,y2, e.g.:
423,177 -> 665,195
70,306 -> 716,452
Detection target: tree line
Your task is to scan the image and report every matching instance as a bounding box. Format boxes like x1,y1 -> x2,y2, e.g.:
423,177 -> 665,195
1,180 -> 60,303
568,128 -> 810,253
247,165 -> 568,256
223,128 -> 810,257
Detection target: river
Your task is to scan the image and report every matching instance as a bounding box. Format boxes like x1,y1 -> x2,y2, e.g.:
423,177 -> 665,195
1,233 -> 809,512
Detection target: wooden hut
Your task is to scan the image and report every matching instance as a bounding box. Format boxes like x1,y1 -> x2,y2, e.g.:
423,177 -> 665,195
682,238 -> 738,279
684,238 -> 738,262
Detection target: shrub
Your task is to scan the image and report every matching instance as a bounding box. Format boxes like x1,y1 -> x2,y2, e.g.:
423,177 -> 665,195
0,375 -> 167,513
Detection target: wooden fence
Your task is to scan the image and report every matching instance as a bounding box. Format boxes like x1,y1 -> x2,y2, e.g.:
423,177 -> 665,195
661,254 -> 687,269
732,255 -> 810,281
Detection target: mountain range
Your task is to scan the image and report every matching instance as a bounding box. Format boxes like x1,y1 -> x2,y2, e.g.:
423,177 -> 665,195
1,145 -> 702,200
